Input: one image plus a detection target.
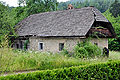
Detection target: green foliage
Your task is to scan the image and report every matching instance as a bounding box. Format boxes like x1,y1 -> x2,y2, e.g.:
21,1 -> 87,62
18,0 -> 26,6
0,60 -> 120,80
58,0 -> 116,13
9,0 -> 58,26
18,0 -> 58,16
74,46 -> 88,58
0,48 -> 89,74
103,10 -> 120,51
27,0 -> 58,15
0,2 -> 16,47
60,49 -> 69,56
24,40 -> 29,50
74,41 -> 101,58
110,0 -> 120,17
0,0 -> 58,48
0,48 -> 120,75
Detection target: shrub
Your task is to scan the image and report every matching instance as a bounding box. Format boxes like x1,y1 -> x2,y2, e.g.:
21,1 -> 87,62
74,46 -> 88,58
74,41 -> 101,58
0,60 -> 119,80
60,49 -> 69,55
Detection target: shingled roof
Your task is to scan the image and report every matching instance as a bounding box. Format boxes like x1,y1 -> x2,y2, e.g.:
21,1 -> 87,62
16,7 -> 114,37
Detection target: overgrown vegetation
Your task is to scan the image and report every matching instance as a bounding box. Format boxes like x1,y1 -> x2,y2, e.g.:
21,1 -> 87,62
73,41 -> 101,58
103,10 -> 120,51
61,39 -> 102,58
0,2 -> 15,47
0,48 -> 120,75
0,48 -> 89,74
0,0 -> 58,47
0,60 -> 119,79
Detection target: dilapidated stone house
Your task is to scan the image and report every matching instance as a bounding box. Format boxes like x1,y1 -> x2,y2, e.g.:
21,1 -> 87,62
13,7 -> 116,53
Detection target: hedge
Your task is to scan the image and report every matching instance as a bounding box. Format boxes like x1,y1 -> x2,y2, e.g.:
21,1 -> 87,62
0,60 -> 120,80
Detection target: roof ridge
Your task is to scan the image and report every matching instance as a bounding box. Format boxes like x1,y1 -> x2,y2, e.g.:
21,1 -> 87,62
29,7 -> 93,17
91,7 -> 96,22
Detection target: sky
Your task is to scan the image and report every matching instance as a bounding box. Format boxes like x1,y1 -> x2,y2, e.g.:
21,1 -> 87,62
0,0 -> 70,7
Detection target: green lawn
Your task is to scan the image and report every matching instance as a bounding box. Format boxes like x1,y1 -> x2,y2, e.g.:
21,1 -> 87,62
0,48 -> 120,74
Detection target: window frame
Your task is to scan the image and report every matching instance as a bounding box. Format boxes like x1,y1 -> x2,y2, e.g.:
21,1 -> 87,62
59,43 -> 64,51
38,42 -> 44,50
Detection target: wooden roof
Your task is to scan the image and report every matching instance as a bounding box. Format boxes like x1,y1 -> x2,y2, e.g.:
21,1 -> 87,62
16,7 -> 116,38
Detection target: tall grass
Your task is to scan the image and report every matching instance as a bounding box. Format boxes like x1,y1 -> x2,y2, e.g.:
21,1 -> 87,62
109,51 -> 120,60
0,48 -> 89,74
0,48 -> 120,74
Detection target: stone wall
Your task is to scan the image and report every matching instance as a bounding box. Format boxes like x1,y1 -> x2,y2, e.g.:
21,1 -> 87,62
29,37 -> 108,53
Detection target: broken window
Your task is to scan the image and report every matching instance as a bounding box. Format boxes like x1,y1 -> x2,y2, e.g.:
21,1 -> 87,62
20,41 -> 23,49
59,43 -> 64,51
16,44 -> 19,49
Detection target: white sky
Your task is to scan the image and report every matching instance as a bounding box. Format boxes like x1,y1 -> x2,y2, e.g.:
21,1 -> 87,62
0,0 -> 70,7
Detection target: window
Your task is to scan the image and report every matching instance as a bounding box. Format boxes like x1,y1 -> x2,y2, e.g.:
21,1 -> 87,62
24,40 -> 30,50
94,42 -> 98,46
38,42 -> 43,50
16,44 -> 19,49
20,41 -> 23,49
59,43 -> 64,51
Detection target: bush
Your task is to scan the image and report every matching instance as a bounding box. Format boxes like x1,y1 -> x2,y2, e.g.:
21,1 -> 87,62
74,41 -> 101,58
0,60 -> 120,80
74,46 -> 88,58
60,49 -> 69,55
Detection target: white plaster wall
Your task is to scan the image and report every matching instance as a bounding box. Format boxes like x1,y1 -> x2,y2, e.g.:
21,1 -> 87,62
90,38 -> 108,48
29,37 -> 108,53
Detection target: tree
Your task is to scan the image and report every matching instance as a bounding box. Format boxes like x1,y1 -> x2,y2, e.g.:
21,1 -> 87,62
23,0 -> 58,15
9,0 -> 59,26
0,2 -> 15,47
0,0 -> 59,47
103,10 -> 120,51
18,0 -> 26,6
110,0 -> 120,17
58,0 -> 116,13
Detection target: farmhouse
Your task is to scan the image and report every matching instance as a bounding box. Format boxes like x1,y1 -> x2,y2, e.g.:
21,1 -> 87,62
13,6 -> 116,53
